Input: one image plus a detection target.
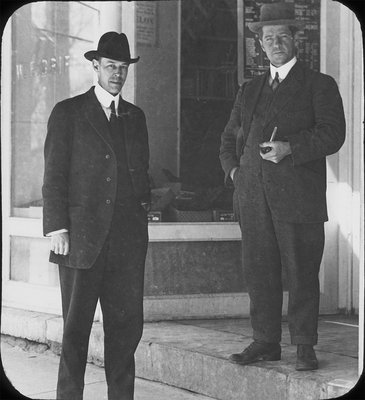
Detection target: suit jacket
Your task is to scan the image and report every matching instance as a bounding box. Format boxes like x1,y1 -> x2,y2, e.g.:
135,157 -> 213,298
220,62 -> 346,223
42,87 -> 150,269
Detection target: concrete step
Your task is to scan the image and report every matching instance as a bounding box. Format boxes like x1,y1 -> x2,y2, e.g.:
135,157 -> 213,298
135,321 -> 358,400
1,341 -> 215,400
1,307 -> 359,400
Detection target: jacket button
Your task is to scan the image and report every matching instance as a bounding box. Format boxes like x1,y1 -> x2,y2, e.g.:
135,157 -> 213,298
106,177 -> 111,182
106,199 -> 111,205
105,154 -> 111,159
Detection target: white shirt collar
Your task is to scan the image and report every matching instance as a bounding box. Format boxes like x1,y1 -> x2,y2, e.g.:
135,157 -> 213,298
270,56 -> 297,81
94,82 -> 120,110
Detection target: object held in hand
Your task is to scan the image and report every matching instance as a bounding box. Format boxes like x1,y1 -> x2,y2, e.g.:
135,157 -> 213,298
260,126 -> 277,154
261,146 -> 272,154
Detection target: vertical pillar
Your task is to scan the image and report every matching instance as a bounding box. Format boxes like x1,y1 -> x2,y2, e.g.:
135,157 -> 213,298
334,3 -> 364,376
177,1 -> 181,177
318,0 -> 341,314
348,13 -> 363,318
1,18 -> 12,285
348,10 -> 364,377
337,5 -> 357,313
91,2 -> 122,88
99,2 -> 122,34
237,0 -> 244,85
121,1 -> 136,103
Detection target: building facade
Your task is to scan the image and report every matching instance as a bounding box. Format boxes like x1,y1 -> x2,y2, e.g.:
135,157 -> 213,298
1,0 -> 363,334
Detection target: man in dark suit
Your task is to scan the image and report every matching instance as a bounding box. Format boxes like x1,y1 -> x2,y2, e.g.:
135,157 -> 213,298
42,32 -> 150,399
220,3 -> 345,371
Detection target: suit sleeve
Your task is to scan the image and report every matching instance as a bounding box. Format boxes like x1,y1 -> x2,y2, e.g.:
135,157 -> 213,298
288,75 -> 346,165
219,84 -> 245,186
42,102 -> 72,236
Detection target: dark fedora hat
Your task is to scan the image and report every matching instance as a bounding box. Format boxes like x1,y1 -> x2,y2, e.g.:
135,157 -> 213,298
248,2 -> 305,33
84,31 -> 140,63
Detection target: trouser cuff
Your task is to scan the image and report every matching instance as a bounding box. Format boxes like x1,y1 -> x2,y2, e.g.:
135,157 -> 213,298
253,330 -> 281,344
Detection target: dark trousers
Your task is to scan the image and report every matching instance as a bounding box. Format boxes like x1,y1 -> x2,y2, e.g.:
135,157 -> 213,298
57,204 -> 148,400
235,178 -> 325,345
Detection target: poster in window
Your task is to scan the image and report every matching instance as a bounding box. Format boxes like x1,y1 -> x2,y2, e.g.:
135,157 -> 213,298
136,2 -> 157,46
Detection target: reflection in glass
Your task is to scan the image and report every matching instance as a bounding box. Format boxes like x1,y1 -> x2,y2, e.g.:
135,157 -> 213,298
11,2 -> 98,217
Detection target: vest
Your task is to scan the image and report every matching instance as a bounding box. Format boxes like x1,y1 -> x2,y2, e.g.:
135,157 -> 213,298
109,108 -> 136,205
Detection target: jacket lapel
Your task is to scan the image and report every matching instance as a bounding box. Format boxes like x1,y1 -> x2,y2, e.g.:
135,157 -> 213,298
243,72 -> 268,135
82,90 -> 136,162
119,99 -> 135,159
83,88 -> 114,150
263,62 -> 304,128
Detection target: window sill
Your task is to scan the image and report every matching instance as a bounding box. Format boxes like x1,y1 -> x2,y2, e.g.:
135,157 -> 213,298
6,217 -> 241,241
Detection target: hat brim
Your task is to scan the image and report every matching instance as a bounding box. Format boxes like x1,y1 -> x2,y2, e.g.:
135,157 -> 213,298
84,50 -> 140,63
248,19 -> 305,33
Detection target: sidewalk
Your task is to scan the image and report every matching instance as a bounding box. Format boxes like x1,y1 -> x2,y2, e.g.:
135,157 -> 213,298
1,340 -> 215,400
1,307 -> 360,400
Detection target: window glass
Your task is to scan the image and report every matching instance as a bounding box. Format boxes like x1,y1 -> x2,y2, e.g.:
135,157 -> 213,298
136,0 -> 238,223
10,236 -> 59,286
10,1 -> 238,223
11,2 -> 98,217
180,0 -> 237,191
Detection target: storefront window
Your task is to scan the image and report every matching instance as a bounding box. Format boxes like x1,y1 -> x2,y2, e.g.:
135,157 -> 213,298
10,236 -> 59,286
178,0 -> 238,222
10,0 -> 239,223
11,2 -> 99,217
135,0 -> 238,223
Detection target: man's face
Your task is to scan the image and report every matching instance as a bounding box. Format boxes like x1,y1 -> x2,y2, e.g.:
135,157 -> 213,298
92,57 -> 129,95
259,25 -> 296,67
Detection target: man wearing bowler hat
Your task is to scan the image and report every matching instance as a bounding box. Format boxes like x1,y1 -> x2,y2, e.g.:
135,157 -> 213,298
220,2 -> 345,370
43,32 -> 150,399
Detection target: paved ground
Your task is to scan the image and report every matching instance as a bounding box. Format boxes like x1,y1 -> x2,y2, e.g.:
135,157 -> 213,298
135,315 -> 361,400
1,341 -> 215,400
1,312 -> 362,400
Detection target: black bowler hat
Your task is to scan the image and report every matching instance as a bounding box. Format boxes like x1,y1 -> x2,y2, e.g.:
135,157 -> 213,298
248,2 -> 305,33
84,32 -> 140,63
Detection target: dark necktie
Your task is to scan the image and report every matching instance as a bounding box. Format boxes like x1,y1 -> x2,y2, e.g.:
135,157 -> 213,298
108,99 -> 134,202
110,100 -> 118,125
109,99 -> 124,154
109,100 -> 120,145
271,72 -> 280,91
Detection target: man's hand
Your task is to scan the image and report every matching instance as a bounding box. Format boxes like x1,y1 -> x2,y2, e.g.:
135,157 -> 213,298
50,232 -> 70,255
259,141 -> 292,163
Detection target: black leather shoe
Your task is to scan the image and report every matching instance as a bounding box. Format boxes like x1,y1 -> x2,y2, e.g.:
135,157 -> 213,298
296,345 -> 318,371
229,341 -> 281,365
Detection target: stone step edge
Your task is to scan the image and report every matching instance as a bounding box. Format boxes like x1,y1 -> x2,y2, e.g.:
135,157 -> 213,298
1,306 -> 356,400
